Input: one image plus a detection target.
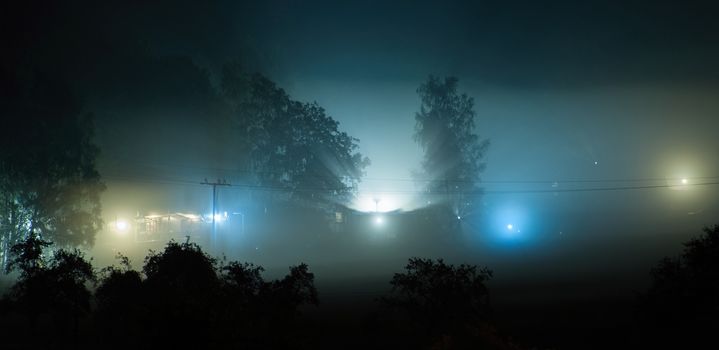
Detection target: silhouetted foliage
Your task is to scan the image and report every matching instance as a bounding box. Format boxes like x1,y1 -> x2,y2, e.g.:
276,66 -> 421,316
93,254 -> 144,345
241,263 -> 320,348
0,70 -> 104,269
6,235 -> 52,275
2,236 -> 95,346
262,263 -> 319,326
221,260 -> 265,302
141,241 -> 221,346
369,258 -> 528,350
382,258 -> 493,340
413,76 -> 489,219
638,225 -> 719,348
0,236 -> 534,349
217,261 -> 267,345
221,62 -> 370,205
91,240 -> 318,348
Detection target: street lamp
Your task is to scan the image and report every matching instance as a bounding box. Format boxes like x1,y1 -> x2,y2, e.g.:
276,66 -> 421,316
115,217 -> 129,235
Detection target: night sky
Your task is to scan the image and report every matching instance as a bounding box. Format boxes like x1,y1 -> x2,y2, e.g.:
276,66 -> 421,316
4,0 -> 719,319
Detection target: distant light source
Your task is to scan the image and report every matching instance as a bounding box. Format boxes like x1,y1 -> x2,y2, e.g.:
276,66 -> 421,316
208,213 -> 225,222
115,219 -> 128,233
354,195 -> 403,213
681,178 -> 688,185
374,216 -> 384,225
494,206 -> 528,241
457,215 -> 461,220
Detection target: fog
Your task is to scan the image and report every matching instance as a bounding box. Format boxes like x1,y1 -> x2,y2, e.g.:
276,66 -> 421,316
5,0 -> 719,306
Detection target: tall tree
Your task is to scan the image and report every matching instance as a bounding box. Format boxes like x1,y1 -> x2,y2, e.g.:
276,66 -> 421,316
222,63 -> 369,206
0,71 -> 104,269
414,76 -> 489,218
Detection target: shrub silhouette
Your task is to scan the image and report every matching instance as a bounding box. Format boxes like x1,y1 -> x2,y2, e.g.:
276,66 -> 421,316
638,225 -> 719,348
93,254 -> 146,346
92,240 -> 318,348
380,257 -> 493,347
2,236 -> 95,346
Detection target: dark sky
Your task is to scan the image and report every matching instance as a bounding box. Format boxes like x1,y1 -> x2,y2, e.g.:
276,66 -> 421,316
4,0 -> 719,286
253,0 -> 719,86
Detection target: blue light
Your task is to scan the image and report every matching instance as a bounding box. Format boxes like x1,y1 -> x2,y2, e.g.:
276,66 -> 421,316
492,205 -> 529,242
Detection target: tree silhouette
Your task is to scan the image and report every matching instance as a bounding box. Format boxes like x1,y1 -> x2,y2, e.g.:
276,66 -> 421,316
5,234 -> 51,275
261,263 -> 319,329
381,258 -> 493,340
221,63 -> 370,206
218,261 -> 267,345
242,263 -> 319,348
2,236 -> 95,346
638,225 -> 719,348
413,76 -> 489,220
141,241 -> 222,346
221,260 -> 265,303
0,71 -> 104,270
1,238 -> 321,348
93,254 -> 145,346
92,241 -> 319,348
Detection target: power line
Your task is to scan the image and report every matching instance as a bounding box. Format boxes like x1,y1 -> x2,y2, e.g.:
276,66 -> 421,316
201,178 -> 231,250
102,155 -> 719,185
482,181 -> 719,195
102,173 -> 719,196
362,176 -> 719,185
103,174 -> 205,187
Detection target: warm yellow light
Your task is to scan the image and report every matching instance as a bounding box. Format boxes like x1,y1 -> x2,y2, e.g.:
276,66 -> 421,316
115,219 -> 128,232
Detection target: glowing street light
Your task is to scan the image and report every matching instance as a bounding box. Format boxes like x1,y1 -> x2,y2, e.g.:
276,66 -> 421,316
209,213 -> 226,222
115,219 -> 129,234
371,197 -> 386,226
506,224 -> 513,231
374,216 -> 384,225
681,178 -> 688,185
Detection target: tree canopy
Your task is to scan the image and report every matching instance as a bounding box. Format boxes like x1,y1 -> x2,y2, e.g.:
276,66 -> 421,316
222,63 -> 370,206
93,240 -> 318,348
414,76 -> 489,218
381,258 -> 493,337
0,71 -> 104,269
2,236 -> 95,345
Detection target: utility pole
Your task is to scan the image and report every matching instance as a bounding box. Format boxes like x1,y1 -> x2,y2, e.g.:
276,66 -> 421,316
201,178 -> 231,251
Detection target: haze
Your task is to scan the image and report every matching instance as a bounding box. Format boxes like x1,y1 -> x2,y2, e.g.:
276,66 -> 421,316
2,1 -> 719,348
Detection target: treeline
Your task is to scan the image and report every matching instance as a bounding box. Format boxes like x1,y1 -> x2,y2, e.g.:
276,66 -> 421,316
0,236 -> 518,349
2,225 -> 719,349
0,238 -> 318,349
